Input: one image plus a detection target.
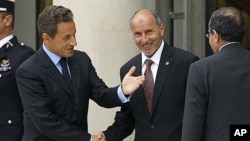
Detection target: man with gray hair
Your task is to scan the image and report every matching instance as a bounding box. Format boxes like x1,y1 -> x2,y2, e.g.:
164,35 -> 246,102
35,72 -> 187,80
102,8 -> 199,141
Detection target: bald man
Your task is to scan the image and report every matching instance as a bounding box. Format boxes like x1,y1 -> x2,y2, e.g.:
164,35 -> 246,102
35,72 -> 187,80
102,8 -> 199,141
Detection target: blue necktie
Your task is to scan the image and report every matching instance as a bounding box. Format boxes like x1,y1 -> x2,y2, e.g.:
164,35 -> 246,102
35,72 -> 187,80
60,58 -> 73,90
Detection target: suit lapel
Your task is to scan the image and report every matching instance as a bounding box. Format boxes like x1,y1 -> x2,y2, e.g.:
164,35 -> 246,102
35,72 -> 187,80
38,48 -> 74,97
133,55 -> 144,99
68,58 -> 80,106
151,43 -> 173,115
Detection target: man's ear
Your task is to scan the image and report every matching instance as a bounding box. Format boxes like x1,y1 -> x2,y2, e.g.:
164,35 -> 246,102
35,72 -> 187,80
4,15 -> 13,27
159,23 -> 165,36
213,30 -> 220,43
42,33 -> 51,44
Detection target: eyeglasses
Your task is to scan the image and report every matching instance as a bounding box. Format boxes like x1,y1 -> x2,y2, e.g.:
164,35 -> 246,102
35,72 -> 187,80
205,30 -> 214,38
205,33 -> 210,38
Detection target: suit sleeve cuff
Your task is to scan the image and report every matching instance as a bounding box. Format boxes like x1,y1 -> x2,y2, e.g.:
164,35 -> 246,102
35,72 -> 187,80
117,85 -> 130,103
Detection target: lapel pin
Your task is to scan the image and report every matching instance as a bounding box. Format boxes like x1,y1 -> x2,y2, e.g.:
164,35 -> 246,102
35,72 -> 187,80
165,61 -> 169,65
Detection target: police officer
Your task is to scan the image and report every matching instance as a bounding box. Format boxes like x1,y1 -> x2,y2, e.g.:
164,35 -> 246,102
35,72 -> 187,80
0,0 -> 34,140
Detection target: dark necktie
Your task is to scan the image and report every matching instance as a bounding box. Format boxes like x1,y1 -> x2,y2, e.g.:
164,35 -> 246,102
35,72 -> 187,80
143,59 -> 154,113
60,58 -> 73,90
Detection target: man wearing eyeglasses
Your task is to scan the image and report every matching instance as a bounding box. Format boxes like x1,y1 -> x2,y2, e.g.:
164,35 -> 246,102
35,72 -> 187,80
182,7 -> 250,141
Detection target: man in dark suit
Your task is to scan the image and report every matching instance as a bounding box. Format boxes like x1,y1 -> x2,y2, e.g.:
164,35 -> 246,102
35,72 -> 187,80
15,5 -> 144,141
102,9 -> 199,141
0,0 -> 34,141
182,7 -> 249,141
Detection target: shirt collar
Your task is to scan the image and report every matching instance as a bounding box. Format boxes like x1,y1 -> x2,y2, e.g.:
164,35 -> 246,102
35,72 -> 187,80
142,40 -> 164,65
0,35 -> 14,48
42,43 -> 61,65
219,42 -> 240,51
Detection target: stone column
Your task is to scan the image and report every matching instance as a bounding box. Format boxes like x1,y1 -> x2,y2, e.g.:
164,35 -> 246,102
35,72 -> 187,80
53,0 -> 145,140
183,0 -> 206,58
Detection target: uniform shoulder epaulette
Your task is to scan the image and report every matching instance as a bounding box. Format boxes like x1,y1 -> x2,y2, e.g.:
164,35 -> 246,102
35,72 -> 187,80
19,42 -> 32,49
20,42 -> 25,46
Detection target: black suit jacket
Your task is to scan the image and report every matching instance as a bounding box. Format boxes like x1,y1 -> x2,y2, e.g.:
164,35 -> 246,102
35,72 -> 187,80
104,43 -> 199,141
182,43 -> 250,141
0,36 -> 34,141
16,47 -> 122,141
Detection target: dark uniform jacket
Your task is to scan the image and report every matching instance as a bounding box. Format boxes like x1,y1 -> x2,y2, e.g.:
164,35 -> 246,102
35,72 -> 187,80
0,36 -> 34,141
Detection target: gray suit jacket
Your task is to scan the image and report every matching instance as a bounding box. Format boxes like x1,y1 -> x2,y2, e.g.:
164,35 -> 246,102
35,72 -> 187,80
182,43 -> 250,141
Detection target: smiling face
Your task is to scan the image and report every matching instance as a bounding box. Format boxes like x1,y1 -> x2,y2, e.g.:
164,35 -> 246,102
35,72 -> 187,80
131,9 -> 164,58
43,21 -> 77,58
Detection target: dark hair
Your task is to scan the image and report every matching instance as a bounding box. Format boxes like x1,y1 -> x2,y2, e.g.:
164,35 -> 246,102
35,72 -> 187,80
209,7 -> 246,42
37,5 -> 74,38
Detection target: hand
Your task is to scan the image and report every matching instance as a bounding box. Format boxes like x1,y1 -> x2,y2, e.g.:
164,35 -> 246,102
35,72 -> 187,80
121,66 -> 145,95
92,132 -> 106,141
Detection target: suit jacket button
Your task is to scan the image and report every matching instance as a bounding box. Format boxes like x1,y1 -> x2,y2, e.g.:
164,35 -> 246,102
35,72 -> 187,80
8,120 -> 12,124
151,124 -> 154,129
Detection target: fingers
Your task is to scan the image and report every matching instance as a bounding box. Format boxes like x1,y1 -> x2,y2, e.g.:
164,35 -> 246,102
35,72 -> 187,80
92,132 -> 106,141
137,76 -> 145,85
126,66 -> 136,76
97,132 -> 105,139
121,66 -> 145,95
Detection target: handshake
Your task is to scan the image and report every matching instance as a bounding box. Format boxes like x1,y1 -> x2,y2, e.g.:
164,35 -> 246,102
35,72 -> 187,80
92,132 -> 106,141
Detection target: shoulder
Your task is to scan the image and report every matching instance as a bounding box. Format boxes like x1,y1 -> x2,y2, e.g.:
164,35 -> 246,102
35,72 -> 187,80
19,42 -> 34,51
189,54 -> 218,74
166,46 -> 200,66
162,42 -> 199,61
69,50 -> 93,66
72,50 -> 90,60
121,53 -> 141,69
172,47 -> 199,60
10,37 -> 35,54
18,43 -> 35,54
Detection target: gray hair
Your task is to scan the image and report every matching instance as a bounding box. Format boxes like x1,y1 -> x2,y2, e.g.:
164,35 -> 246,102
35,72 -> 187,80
130,9 -> 162,26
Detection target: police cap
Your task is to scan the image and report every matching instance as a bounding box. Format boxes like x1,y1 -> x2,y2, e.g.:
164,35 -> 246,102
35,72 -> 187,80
0,0 -> 15,13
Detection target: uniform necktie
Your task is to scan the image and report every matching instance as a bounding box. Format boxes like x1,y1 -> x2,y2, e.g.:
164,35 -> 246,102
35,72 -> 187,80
143,59 -> 154,113
60,57 -> 73,90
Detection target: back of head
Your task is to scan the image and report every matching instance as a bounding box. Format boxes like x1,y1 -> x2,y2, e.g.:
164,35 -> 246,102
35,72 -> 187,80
208,7 -> 246,42
37,5 -> 74,38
